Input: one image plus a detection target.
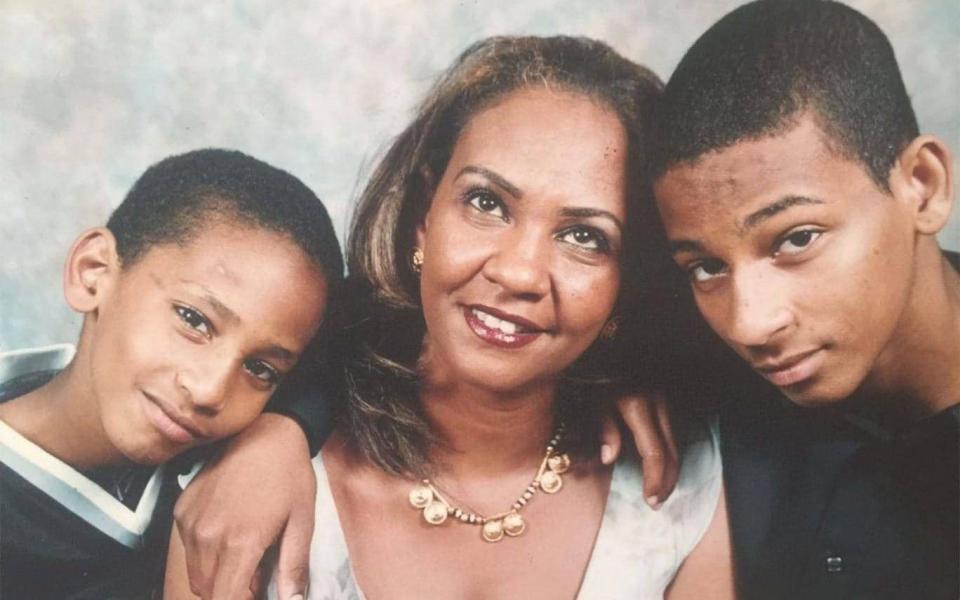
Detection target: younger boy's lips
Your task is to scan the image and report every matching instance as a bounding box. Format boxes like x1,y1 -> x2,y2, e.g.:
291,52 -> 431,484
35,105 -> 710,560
141,391 -> 203,445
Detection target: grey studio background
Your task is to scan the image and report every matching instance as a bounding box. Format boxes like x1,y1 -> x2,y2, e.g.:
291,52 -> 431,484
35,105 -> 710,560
1,0 -> 957,350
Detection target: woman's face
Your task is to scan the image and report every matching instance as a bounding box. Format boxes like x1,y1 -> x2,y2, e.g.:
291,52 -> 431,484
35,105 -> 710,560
416,87 -> 628,393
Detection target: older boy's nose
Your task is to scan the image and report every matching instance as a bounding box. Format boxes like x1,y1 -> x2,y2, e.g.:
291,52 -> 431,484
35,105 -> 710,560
725,270 -> 794,348
482,229 -> 550,299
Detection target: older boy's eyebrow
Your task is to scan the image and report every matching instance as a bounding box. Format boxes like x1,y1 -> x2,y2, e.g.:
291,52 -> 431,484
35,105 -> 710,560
456,165 -> 523,198
742,195 -> 825,231
669,239 -> 706,256
560,207 -> 624,234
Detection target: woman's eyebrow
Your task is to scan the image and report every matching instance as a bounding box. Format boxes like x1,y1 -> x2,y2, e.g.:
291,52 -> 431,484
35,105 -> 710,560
456,165 -> 523,198
559,207 -> 623,233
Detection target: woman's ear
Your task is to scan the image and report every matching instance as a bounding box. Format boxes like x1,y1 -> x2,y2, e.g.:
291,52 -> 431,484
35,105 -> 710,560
890,135 -> 954,235
64,227 -> 121,314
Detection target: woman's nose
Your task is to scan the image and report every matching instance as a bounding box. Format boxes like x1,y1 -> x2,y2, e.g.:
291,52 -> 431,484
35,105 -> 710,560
481,228 -> 551,300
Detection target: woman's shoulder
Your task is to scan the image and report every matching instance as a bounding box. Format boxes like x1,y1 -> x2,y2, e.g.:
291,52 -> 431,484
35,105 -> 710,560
576,417 -> 722,598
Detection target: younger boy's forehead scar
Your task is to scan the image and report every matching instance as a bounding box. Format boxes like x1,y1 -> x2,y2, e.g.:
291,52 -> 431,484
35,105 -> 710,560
175,279 -> 241,324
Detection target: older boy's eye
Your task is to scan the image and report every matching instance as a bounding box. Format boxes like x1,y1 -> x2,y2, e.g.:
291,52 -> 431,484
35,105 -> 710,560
175,306 -> 211,337
466,189 -> 506,219
557,226 -> 609,253
776,229 -> 822,256
243,359 -> 279,386
688,259 -> 727,283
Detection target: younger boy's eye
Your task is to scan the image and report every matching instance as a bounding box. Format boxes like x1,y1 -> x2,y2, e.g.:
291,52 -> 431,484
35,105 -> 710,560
466,189 -> 506,220
243,359 -> 279,386
175,305 -> 211,337
557,226 -> 610,253
775,229 -> 823,256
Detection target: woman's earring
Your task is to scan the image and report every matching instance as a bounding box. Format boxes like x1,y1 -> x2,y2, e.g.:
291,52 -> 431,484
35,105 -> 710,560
600,316 -> 621,341
411,247 -> 424,273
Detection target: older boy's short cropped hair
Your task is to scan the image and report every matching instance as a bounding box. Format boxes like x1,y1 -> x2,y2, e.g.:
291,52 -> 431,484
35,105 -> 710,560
655,0 -> 919,190
106,148 -> 343,284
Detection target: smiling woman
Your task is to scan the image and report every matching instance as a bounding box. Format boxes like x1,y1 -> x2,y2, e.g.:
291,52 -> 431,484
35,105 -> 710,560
162,36 -> 729,600
236,36 -> 728,599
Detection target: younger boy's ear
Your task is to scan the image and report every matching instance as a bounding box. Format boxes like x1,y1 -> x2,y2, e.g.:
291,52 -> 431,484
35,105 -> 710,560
891,135 -> 954,235
64,227 -> 121,314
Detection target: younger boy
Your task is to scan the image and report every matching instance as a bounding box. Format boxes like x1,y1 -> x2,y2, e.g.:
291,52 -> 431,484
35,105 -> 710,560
0,148 -> 342,599
653,1 -> 959,598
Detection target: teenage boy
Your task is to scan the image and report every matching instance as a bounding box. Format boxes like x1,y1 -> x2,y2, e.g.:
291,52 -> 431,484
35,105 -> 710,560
652,1 -> 959,598
0,148 -> 342,599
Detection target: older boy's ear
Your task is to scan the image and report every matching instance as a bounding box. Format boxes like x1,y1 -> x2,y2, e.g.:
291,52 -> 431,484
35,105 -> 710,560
64,227 -> 121,314
891,135 -> 954,235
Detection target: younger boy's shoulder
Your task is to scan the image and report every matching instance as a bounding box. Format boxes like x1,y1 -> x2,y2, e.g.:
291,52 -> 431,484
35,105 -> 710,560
0,344 -> 75,403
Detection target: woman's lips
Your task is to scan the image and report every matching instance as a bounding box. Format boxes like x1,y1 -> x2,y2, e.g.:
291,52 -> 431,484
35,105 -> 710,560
463,306 -> 542,349
141,392 -> 198,445
755,348 -> 825,388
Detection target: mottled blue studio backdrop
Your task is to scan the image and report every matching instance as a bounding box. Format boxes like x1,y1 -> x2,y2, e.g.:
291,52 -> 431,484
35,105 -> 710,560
1,1 -> 957,349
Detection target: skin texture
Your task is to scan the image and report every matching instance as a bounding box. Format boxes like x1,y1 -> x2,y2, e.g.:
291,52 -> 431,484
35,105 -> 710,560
656,113 -> 960,421
0,222 -> 327,470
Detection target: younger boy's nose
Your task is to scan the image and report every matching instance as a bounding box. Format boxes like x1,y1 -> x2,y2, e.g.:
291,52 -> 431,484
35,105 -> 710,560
175,357 -> 233,415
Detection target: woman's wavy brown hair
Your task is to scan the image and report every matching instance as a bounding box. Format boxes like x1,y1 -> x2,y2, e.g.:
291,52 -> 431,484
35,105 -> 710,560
340,35 -> 673,476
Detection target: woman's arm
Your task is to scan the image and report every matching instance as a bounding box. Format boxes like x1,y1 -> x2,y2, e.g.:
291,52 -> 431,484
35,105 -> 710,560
172,413 -> 316,600
665,485 -> 735,600
164,526 -> 203,600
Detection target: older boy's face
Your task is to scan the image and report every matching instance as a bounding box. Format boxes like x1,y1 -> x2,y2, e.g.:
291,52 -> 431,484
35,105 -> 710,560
655,115 -> 918,407
90,222 -> 327,464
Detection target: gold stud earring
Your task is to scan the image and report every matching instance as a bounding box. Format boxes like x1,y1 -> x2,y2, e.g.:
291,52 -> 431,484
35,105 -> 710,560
411,247 -> 424,273
600,316 -> 621,341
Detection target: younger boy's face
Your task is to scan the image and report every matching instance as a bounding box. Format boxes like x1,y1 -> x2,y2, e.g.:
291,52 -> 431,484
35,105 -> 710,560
89,222 -> 328,465
655,115 -> 918,407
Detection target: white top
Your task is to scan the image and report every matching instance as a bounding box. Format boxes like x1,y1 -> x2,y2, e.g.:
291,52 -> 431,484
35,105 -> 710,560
273,419 -> 722,600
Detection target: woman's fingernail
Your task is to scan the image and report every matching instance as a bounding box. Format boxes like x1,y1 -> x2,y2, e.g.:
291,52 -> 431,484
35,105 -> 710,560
601,444 -> 613,464
646,495 -> 662,510
289,595 -> 304,600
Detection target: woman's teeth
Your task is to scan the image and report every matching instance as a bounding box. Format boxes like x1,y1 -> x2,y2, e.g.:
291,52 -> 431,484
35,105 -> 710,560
472,308 -> 518,335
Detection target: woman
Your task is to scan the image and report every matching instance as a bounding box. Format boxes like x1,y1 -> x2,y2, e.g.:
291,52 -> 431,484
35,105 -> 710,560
167,35 -> 731,599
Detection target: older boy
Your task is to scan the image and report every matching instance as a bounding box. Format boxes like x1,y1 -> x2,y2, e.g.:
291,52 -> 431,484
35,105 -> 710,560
0,148 -> 342,598
653,1 -> 959,598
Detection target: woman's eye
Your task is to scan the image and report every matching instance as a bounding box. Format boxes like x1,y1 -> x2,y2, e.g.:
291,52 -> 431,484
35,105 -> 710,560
688,259 -> 727,283
466,189 -> 506,219
174,306 -> 211,337
558,226 -> 609,252
776,229 -> 822,256
243,359 -> 279,386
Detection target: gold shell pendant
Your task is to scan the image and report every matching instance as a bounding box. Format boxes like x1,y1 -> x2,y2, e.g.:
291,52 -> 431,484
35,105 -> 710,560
481,519 -> 505,542
423,500 -> 449,525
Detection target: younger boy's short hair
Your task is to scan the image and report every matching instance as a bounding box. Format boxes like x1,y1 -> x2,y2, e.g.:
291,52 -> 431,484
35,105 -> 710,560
655,0 -> 919,190
106,148 -> 344,285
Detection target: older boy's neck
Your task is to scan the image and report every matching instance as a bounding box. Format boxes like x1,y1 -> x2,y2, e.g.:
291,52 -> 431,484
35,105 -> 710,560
860,250 -> 960,424
0,359 -> 126,470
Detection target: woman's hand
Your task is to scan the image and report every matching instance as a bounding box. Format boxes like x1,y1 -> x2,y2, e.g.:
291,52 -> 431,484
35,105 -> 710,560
172,413 -> 316,600
599,391 -> 680,509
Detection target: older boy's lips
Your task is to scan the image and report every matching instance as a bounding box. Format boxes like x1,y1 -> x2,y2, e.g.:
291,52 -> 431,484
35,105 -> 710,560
141,391 -> 202,444
754,348 -> 825,387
